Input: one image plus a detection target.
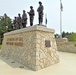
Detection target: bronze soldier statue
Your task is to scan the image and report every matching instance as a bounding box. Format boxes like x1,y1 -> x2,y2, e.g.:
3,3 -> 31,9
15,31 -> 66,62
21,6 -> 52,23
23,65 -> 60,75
22,10 -> 27,28
13,17 -> 17,30
37,1 -> 44,25
17,13 -> 22,29
27,6 -> 35,26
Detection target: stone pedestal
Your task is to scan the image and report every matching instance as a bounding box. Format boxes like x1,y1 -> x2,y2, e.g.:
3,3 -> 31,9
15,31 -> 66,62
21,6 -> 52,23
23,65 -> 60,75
1,25 -> 59,71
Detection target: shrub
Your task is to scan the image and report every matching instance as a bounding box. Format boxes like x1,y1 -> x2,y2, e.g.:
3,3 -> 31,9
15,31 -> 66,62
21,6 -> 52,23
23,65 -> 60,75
68,33 -> 76,42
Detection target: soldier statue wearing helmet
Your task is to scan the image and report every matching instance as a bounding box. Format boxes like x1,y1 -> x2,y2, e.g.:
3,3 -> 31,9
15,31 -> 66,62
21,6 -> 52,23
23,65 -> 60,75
22,10 -> 27,28
13,17 -> 17,30
37,1 -> 44,25
27,6 -> 35,26
17,13 -> 22,29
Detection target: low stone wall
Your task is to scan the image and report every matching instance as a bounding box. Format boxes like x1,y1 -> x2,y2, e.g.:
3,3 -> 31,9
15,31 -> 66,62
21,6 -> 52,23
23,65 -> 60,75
1,25 -> 59,71
56,39 -> 76,54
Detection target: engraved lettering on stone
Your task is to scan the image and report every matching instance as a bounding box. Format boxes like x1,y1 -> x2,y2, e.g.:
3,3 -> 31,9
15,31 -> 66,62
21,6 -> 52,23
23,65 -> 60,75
6,37 -> 23,46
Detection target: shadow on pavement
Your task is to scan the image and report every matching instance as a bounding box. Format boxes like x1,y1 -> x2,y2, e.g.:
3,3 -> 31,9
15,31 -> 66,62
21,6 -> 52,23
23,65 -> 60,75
0,55 -> 32,71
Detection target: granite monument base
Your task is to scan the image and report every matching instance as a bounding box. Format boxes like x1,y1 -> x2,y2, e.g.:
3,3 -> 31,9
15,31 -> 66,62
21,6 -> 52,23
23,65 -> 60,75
1,25 -> 59,71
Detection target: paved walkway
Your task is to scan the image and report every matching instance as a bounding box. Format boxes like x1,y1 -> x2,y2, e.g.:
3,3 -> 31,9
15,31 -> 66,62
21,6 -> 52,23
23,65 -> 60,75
0,52 -> 76,75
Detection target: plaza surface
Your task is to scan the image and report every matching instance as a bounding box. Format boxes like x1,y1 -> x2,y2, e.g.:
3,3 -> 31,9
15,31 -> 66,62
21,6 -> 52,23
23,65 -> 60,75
0,52 -> 76,75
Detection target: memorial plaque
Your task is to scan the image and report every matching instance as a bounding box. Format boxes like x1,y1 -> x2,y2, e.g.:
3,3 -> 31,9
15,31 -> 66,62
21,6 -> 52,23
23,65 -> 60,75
45,40 -> 51,47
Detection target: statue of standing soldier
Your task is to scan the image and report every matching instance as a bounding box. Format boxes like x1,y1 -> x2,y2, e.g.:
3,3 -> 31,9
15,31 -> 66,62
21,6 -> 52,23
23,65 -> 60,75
12,1 -> 44,30
17,13 -> 22,29
13,17 -> 17,30
22,10 -> 27,28
27,6 -> 35,26
37,1 -> 44,25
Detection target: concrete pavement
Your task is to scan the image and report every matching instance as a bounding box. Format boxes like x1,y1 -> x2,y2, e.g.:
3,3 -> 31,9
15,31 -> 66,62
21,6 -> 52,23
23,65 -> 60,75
0,52 -> 76,75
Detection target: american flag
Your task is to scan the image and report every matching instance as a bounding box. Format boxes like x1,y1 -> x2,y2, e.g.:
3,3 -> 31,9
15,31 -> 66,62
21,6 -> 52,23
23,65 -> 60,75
61,2 -> 63,11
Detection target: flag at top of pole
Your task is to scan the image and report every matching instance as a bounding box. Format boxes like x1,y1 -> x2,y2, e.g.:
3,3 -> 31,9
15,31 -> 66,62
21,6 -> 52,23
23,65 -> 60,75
60,0 -> 63,11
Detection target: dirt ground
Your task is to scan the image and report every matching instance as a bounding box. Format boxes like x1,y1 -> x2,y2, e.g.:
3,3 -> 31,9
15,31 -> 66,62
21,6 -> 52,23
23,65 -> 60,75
0,52 -> 76,75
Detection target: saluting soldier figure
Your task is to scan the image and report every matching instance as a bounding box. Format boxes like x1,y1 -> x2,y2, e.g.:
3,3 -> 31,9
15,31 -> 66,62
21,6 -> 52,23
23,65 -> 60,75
37,1 -> 44,25
22,10 -> 27,28
27,6 -> 35,26
17,13 -> 22,29
13,17 -> 17,30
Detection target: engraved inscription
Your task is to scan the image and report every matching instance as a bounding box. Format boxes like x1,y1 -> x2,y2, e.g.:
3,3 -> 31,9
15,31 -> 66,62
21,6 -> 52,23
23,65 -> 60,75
45,40 -> 51,47
6,37 -> 23,46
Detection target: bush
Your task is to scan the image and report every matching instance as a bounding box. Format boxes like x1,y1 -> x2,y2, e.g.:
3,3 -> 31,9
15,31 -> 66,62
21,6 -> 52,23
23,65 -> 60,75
0,38 -> 3,44
68,33 -> 76,42
0,45 -> 2,49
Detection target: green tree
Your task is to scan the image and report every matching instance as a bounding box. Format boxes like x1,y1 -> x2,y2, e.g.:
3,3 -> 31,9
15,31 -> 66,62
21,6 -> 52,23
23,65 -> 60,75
0,13 -> 13,32
62,31 -> 66,38
0,13 -> 13,44
68,33 -> 76,42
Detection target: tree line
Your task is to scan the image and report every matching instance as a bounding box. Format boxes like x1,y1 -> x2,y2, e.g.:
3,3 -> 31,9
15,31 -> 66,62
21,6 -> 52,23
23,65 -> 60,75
0,13 -> 13,44
55,31 -> 76,42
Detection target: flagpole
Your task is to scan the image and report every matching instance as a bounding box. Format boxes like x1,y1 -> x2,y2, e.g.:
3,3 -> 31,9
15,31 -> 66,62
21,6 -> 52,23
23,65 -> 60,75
60,0 -> 62,38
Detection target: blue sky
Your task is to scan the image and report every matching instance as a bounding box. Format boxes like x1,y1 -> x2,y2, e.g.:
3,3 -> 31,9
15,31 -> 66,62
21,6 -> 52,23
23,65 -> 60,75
0,0 -> 76,34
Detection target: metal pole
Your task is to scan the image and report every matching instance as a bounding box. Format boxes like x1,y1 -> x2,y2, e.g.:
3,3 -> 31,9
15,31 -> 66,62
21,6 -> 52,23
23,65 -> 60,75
60,0 -> 62,38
